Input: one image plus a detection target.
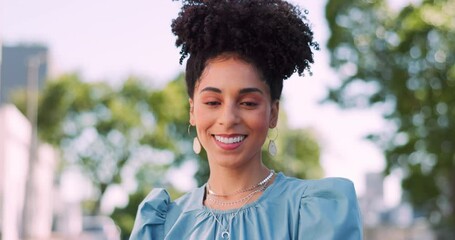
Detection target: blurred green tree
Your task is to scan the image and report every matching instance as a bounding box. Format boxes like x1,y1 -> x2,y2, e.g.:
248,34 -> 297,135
13,73 -> 192,215
325,0 -> 455,236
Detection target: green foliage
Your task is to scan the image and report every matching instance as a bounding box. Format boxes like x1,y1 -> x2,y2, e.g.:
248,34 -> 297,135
13,74 -> 192,214
262,111 -> 323,180
111,189 -> 148,240
326,0 -> 455,235
143,74 -> 190,153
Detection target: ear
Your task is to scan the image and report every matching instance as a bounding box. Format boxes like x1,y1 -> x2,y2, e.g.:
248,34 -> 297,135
189,98 -> 195,125
269,100 -> 279,128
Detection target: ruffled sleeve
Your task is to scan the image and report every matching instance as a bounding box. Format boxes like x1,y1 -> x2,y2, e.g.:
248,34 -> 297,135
298,178 -> 363,240
129,188 -> 170,240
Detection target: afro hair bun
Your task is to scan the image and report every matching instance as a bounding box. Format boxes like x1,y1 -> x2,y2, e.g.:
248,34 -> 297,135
171,0 -> 319,99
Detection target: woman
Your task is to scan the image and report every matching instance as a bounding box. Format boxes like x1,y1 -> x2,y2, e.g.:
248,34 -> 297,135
130,0 -> 363,239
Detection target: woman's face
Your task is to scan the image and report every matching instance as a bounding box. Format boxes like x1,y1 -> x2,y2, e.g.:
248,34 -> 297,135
189,57 -> 279,168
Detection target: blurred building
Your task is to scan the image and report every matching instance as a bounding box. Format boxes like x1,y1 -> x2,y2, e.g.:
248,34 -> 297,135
0,44 -> 48,104
0,44 -> 56,240
0,105 -> 31,240
1,44 -> 120,240
360,172 -> 435,240
361,172 -> 386,226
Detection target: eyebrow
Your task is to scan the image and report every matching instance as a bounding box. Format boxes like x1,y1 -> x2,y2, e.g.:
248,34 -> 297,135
200,87 -> 221,94
200,87 -> 264,95
239,88 -> 264,95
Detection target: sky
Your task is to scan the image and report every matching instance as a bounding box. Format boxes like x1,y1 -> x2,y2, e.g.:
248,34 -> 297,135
1,0 -> 407,206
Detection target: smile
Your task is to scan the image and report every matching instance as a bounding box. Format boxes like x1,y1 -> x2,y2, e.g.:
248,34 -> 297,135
214,135 -> 246,144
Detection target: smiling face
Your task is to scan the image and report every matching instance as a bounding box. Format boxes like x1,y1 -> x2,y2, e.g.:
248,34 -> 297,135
189,56 -> 279,169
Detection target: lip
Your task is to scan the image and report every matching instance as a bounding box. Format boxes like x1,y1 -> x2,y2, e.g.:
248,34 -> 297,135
212,134 -> 247,151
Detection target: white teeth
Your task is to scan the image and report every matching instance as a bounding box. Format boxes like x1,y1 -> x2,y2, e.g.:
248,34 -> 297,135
215,135 -> 245,144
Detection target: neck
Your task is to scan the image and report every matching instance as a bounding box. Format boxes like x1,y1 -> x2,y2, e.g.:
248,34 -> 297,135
207,162 -> 270,196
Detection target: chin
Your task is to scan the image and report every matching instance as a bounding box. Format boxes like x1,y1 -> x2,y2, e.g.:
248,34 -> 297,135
208,151 -> 260,169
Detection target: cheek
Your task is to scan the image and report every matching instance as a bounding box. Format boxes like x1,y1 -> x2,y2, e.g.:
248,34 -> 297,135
249,110 -> 271,132
193,107 -> 215,127
254,121 -> 270,137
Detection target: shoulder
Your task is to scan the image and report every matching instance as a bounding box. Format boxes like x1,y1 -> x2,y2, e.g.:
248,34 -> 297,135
141,188 -> 171,209
138,188 -> 172,218
129,186 -> 204,240
274,174 -> 356,198
129,188 -> 171,240
296,177 -> 363,239
303,177 -> 357,200
172,184 -> 205,213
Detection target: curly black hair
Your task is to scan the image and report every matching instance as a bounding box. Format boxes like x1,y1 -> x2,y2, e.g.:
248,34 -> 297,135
171,0 -> 319,100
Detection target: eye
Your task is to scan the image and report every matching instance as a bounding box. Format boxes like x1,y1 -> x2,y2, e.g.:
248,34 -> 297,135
241,101 -> 258,107
205,101 -> 221,106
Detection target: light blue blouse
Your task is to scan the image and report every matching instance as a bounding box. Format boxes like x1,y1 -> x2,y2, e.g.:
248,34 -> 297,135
130,173 -> 363,239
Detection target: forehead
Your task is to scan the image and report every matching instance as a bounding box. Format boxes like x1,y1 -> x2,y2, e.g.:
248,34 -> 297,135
196,57 -> 269,92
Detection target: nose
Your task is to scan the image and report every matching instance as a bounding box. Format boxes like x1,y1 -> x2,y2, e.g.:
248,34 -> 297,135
218,102 -> 240,126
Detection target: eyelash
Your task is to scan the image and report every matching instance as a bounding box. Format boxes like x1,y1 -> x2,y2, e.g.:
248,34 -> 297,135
205,101 -> 220,106
241,102 -> 258,107
203,101 -> 258,107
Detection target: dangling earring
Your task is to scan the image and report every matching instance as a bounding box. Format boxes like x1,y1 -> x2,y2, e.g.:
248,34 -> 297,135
188,125 -> 201,154
268,128 -> 278,156
193,137 -> 201,154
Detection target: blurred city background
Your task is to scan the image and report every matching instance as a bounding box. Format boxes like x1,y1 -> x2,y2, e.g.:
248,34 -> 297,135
0,0 -> 453,239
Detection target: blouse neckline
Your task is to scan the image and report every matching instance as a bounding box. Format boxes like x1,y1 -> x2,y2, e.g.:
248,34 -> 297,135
192,172 -> 284,214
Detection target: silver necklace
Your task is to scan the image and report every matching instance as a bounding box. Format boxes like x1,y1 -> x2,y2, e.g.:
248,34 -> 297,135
206,185 -> 263,239
206,187 -> 264,206
206,173 -> 274,206
207,170 -> 275,197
